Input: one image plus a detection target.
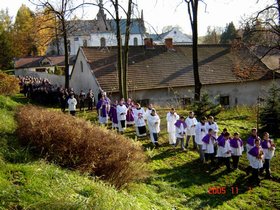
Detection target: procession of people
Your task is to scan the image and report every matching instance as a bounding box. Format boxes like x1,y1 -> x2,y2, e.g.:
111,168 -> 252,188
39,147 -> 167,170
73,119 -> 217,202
19,77 -> 276,186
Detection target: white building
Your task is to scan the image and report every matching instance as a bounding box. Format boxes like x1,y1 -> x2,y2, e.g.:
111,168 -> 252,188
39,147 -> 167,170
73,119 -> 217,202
47,2 -> 146,56
70,40 -> 280,107
149,27 -> 192,45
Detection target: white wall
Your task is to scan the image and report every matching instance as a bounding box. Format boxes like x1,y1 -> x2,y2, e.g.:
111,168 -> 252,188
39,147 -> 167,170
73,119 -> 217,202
70,49 -> 101,101
107,79 -> 280,107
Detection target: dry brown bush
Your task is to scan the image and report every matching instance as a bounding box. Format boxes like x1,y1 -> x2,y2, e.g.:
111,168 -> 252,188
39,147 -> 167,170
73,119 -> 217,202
16,105 -> 148,188
0,72 -> 20,96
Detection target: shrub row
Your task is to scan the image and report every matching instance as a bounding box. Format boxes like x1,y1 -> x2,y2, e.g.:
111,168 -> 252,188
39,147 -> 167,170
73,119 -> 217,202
16,105 -> 148,188
0,71 -> 19,96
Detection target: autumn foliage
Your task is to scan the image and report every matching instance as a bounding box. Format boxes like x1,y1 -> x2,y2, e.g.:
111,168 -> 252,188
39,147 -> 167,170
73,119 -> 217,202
16,105 -> 148,188
0,72 -> 20,96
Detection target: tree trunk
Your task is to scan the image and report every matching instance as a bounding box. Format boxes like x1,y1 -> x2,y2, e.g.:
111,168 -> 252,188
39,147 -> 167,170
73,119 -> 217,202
192,0 -> 202,101
114,0 -> 124,99
123,0 -> 133,100
62,19 -> 70,89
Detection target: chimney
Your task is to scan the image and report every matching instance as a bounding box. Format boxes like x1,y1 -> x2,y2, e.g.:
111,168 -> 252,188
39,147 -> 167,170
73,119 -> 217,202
144,38 -> 154,49
165,38 -> 174,51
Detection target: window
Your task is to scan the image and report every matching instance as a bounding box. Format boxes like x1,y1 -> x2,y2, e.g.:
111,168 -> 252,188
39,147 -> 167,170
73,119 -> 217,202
220,96 -> 230,106
133,37 -> 138,46
100,37 -> 106,47
181,98 -> 191,106
80,61 -> 83,72
83,39 -> 87,47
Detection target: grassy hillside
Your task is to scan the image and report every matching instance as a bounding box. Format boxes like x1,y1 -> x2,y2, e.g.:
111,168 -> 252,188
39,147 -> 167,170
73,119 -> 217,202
0,96 -> 149,209
1,95 -> 280,209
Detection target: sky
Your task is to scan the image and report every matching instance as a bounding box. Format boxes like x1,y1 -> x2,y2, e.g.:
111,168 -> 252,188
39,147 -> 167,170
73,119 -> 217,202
0,0 -> 275,35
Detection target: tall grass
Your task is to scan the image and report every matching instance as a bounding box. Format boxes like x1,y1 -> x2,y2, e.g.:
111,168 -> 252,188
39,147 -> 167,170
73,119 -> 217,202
16,105 -> 148,188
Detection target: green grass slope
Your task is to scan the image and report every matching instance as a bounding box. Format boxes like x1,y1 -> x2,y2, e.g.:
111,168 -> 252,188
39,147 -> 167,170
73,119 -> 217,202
1,95 -> 279,209
0,96 -> 151,210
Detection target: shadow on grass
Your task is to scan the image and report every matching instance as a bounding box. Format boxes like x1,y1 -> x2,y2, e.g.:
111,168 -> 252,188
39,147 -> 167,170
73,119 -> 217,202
1,133 -> 38,164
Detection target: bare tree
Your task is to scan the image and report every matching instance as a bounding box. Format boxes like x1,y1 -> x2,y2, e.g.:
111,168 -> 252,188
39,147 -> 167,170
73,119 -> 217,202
29,0 -> 84,89
184,0 -> 202,101
99,0 -> 134,99
81,0 -> 135,99
242,0 -> 279,56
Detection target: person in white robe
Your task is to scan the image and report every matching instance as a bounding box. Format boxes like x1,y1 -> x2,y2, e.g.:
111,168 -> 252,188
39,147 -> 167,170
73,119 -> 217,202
230,132 -> 244,170
260,132 -> 276,179
147,108 -> 160,146
166,108 -> 179,145
145,103 -> 154,136
67,94 -> 77,116
216,132 -> 231,171
185,111 -> 198,149
133,103 -> 147,137
174,116 -> 187,151
206,116 -> 219,138
195,117 -> 207,162
117,98 -> 128,133
248,138 -> 264,184
145,104 -> 153,120
202,128 -> 216,165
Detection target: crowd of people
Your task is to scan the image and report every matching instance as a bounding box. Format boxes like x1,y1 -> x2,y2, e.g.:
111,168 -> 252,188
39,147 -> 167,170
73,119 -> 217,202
18,76 -> 95,114
17,79 -> 276,185
95,95 -> 276,185
19,76 -> 60,105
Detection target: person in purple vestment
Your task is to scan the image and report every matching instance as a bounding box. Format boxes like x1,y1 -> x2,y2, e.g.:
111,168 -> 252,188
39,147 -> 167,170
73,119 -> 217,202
246,128 -> 261,152
248,138 -> 264,184
109,100 -> 118,130
246,128 -> 261,175
260,132 -> 276,179
96,95 -> 110,125
202,128 -> 216,165
217,128 -> 228,143
174,116 -> 187,151
216,132 -> 231,171
125,98 -> 135,126
230,132 -> 244,170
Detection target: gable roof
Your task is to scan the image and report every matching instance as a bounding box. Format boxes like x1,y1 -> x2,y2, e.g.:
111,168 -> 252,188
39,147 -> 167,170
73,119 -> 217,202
78,45 -> 278,93
15,55 -> 76,69
149,27 -> 192,43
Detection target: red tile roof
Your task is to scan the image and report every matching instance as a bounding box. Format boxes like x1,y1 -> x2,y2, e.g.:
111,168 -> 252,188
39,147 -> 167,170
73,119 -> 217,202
15,55 -> 76,69
80,45 -> 276,92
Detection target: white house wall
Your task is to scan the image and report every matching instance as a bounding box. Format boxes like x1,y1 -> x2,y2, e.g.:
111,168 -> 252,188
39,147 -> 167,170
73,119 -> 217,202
69,36 -> 91,56
90,33 -> 144,47
107,79 -> 280,107
162,28 -> 192,44
70,49 -> 100,101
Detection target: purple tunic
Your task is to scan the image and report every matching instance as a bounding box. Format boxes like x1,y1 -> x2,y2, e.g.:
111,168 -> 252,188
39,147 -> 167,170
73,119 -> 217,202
125,102 -> 134,122
202,134 -> 215,144
247,135 -> 260,146
109,104 -> 118,124
248,146 -> 261,157
217,133 -> 224,143
261,139 -> 272,149
230,138 -> 243,148
96,99 -> 109,117
218,138 -> 226,147
174,120 -> 187,129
